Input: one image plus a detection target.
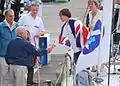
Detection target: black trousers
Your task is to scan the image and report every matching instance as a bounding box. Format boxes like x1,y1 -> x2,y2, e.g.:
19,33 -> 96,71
27,66 -> 34,83
74,51 -> 81,64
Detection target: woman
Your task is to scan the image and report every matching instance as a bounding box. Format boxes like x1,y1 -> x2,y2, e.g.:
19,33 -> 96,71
88,0 -> 102,72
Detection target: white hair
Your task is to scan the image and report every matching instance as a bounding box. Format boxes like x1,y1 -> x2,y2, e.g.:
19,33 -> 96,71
16,26 -> 28,36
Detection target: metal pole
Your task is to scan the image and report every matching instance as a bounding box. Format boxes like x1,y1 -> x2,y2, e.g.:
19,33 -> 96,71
108,1 -> 114,86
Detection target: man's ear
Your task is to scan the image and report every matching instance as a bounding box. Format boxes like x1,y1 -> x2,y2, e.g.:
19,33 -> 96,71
19,31 -> 24,37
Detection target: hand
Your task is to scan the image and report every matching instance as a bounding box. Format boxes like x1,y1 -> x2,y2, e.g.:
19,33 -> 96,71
47,44 -> 55,53
47,47 -> 53,53
88,24 -> 93,31
34,32 -> 44,38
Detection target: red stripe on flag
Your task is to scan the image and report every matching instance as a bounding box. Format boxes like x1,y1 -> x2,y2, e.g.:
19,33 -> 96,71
82,25 -> 89,45
59,35 -> 62,43
75,24 -> 80,35
65,39 -> 70,43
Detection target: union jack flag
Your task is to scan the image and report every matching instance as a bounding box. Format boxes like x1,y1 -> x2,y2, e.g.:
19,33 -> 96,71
58,23 -> 71,47
58,19 -> 89,48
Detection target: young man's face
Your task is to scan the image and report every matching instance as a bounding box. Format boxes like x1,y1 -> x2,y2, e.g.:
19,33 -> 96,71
59,14 -> 67,22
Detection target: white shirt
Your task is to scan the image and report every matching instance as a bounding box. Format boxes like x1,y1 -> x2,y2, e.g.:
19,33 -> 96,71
18,13 -> 45,48
4,20 -> 16,31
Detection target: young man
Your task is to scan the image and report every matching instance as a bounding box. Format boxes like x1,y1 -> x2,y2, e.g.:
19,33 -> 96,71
48,8 -> 89,64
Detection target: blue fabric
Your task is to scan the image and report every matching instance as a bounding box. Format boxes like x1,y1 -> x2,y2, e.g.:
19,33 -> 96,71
0,21 -> 18,57
5,36 -> 46,66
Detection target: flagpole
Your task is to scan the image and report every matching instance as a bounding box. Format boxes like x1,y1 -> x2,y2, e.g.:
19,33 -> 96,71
108,0 -> 114,86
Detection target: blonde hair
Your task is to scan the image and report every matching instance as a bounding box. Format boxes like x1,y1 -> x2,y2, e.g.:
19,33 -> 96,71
31,1 -> 39,7
88,0 -> 100,9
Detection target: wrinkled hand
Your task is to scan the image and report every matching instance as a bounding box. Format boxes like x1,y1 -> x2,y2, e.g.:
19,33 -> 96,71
47,47 -> 53,53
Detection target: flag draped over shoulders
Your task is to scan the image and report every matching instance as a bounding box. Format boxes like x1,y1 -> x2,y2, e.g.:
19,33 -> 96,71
58,18 -> 89,49
58,22 -> 71,47
76,15 -> 103,74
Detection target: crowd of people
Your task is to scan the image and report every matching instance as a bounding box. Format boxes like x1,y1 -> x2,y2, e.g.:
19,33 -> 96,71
0,0 -> 119,86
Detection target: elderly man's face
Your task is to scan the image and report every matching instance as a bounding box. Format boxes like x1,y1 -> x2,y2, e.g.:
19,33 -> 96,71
6,10 -> 14,24
21,30 -> 28,39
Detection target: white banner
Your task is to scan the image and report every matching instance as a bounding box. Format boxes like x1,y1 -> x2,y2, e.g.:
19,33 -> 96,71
76,0 -> 113,74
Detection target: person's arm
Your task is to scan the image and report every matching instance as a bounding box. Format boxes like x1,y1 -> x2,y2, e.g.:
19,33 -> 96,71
24,41 -> 46,56
48,22 -> 69,53
34,31 -> 45,38
47,43 -> 56,53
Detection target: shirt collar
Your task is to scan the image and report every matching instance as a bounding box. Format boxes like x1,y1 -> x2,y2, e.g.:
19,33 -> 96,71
4,20 -> 16,30
29,12 -> 38,19
16,35 -> 24,39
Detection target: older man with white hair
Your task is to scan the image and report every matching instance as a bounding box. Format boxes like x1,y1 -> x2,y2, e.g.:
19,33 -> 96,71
5,26 -> 46,86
